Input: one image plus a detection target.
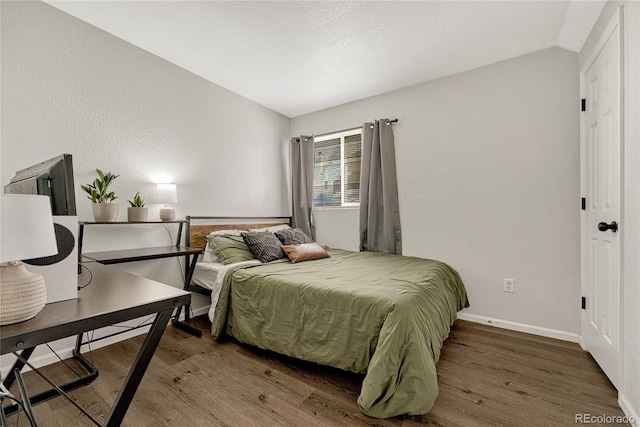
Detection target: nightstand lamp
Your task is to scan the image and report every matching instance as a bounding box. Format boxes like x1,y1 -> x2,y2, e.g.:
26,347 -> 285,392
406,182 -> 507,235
157,183 -> 178,221
0,194 -> 58,325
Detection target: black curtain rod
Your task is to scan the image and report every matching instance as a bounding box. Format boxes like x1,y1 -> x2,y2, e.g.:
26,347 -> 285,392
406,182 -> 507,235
367,118 -> 398,129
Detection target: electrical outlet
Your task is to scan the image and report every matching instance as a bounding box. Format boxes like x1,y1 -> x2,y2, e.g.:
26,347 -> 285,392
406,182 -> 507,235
504,278 -> 515,293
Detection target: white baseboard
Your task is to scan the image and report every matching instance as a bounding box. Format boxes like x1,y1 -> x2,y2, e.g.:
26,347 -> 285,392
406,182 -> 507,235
619,393 -> 640,427
182,304 -> 210,319
578,334 -> 587,351
456,312 -> 580,343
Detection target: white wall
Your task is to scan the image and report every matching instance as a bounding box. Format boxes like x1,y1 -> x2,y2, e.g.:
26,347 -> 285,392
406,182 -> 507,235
292,47 -> 581,337
1,1 -> 289,370
1,1 -> 290,286
580,2 -> 640,423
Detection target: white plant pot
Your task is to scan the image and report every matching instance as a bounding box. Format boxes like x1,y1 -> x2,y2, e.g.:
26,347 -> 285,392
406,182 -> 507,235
127,207 -> 148,222
92,203 -> 119,222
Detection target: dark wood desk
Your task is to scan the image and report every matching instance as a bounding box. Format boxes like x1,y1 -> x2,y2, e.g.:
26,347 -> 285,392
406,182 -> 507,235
0,262 -> 191,426
81,246 -> 203,265
78,221 -> 203,337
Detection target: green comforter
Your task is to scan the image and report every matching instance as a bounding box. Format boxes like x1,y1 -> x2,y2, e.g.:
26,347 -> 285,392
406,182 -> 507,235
211,249 -> 468,418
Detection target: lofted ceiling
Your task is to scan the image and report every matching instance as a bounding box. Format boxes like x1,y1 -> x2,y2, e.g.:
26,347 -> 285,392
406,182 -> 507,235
46,1 -> 605,118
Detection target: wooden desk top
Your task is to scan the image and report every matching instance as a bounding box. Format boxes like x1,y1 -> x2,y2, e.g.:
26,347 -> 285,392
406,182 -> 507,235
0,262 -> 190,354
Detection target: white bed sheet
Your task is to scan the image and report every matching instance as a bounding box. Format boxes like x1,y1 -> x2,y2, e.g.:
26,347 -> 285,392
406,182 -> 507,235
192,260 -> 261,322
191,261 -> 225,291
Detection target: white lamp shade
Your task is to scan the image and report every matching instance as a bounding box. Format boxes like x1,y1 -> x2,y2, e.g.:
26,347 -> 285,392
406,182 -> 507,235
1,194 -> 58,263
156,183 -> 178,203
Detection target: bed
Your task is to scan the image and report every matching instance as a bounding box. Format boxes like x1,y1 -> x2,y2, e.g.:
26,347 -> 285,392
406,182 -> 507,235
185,216 -> 469,419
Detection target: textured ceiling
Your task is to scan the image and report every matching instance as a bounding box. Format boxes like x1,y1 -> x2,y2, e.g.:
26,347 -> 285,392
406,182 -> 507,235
46,1 -> 605,118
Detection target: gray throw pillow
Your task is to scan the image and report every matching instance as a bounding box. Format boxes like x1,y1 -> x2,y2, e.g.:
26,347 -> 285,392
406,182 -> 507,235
274,228 -> 313,245
241,231 -> 286,263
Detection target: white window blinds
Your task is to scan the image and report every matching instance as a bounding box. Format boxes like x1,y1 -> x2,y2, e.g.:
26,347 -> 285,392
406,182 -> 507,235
313,129 -> 362,208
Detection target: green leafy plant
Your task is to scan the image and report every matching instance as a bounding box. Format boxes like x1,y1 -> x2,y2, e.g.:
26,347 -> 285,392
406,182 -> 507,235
81,169 -> 119,203
128,191 -> 145,208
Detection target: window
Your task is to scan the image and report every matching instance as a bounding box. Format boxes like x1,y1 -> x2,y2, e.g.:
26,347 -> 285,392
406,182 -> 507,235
313,128 -> 362,208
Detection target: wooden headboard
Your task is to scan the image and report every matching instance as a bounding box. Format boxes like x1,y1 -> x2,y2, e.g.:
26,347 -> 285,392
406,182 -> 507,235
186,216 -> 292,249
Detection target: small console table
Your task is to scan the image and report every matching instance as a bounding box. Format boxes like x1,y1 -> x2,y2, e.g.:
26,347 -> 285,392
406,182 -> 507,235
78,220 -> 203,337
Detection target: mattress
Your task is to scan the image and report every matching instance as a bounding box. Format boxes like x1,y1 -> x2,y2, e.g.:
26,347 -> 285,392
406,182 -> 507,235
191,261 -> 225,291
193,259 -> 261,321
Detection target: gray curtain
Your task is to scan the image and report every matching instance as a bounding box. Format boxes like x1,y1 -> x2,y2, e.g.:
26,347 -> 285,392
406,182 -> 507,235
359,119 -> 402,254
291,135 -> 315,239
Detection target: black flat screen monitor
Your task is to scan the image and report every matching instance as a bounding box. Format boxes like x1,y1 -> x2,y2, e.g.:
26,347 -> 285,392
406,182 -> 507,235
4,154 -> 77,216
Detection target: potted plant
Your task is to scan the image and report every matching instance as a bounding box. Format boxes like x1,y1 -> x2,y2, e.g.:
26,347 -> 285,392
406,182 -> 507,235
81,169 -> 120,222
127,191 -> 148,222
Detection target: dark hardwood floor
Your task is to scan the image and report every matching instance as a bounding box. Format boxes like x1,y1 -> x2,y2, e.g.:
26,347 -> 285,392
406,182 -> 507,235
3,317 -> 627,426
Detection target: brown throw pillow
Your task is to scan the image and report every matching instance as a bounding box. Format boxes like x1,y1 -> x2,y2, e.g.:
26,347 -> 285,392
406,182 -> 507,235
281,242 -> 330,264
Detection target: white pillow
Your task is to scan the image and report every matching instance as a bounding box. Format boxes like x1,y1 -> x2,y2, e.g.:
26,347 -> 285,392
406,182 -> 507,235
248,224 -> 291,233
202,242 -> 218,263
208,229 -> 244,236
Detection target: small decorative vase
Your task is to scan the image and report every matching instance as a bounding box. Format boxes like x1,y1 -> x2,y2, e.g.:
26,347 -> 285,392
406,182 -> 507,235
92,203 -> 119,222
127,207 -> 148,222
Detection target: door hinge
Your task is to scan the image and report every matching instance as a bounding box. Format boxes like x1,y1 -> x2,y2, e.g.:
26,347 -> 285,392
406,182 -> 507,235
581,296 -> 586,310
581,197 -> 586,210
581,99 -> 586,112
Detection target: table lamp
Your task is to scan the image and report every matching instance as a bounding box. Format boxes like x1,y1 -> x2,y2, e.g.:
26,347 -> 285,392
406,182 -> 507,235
1,194 -> 58,325
157,183 -> 177,221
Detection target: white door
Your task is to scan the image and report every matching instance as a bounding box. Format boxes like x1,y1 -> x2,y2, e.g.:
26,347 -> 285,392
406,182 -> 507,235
582,10 -> 621,390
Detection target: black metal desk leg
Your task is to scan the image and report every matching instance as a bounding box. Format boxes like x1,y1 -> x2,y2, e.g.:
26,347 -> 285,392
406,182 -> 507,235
184,253 -> 199,289
3,346 -> 99,416
2,347 -> 36,391
103,309 -> 172,427
171,253 -> 202,337
14,368 -> 38,427
182,253 -> 200,323
0,400 -> 7,427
